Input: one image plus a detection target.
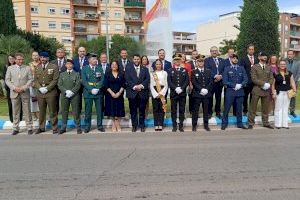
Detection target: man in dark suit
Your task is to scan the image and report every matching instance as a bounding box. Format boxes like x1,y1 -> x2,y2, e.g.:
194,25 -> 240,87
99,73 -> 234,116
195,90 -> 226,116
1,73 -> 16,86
204,46 -> 225,119
118,48 -> 131,72
168,53 -> 189,132
191,55 -> 213,132
125,54 -> 150,132
239,44 -> 259,115
189,50 -> 198,70
151,49 -> 172,72
99,52 -> 110,120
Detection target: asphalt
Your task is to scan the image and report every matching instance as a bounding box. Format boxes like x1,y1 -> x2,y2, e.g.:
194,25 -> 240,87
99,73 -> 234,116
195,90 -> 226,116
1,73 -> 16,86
0,127 -> 300,200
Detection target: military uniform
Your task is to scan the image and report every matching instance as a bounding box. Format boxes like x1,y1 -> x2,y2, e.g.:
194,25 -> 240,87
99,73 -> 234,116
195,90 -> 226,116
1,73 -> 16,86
167,66 -> 189,131
222,64 -> 248,129
34,62 -> 59,133
191,67 -> 213,131
81,64 -> 104,132
58,70 -> 81,133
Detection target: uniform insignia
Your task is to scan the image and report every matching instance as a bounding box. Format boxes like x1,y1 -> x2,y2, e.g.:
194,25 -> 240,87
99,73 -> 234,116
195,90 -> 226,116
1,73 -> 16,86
196,74 -> 199,77
172,71 -> 174,74
48,69 -> 54,75
229,71 -> 234,74
96,72 -> 101,77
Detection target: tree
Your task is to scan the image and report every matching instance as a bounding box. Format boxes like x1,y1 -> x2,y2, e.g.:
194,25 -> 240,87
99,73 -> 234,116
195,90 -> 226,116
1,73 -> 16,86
0,0 -> 17,35
219,39 -> 237,55
236,0 -> 280,58
76,34 -> 145,62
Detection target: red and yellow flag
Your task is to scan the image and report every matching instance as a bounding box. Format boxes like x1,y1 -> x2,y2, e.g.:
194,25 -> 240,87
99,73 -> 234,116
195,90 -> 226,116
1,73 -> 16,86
144,0 -> 170,31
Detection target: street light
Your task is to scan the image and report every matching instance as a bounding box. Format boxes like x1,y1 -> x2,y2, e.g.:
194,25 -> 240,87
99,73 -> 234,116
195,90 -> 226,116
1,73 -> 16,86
105,0 -> 110,61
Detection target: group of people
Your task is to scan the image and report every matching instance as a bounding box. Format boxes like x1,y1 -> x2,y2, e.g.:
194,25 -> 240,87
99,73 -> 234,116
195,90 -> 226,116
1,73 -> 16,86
3,44 -> 299,135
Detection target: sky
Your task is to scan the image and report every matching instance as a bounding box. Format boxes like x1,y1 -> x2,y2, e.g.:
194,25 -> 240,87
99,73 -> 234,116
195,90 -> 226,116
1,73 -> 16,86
146,0 -> 300,32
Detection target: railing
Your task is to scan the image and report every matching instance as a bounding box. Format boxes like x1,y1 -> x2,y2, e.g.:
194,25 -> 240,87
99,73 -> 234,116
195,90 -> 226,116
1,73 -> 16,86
74,13 -> 98,19
124,17 -> 143,21
73,0 -> 97,6
124,1 -> 145,7
290,31 -> 300,37
74,27 -> 87,32
290,44 -> 300,49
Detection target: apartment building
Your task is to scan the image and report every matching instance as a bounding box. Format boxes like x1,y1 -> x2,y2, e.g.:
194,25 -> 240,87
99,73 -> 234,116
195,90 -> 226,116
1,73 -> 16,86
173,31 -> 196,56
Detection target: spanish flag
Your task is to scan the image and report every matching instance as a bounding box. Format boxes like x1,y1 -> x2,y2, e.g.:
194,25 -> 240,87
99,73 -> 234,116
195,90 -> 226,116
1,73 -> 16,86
144,0 -> 170,31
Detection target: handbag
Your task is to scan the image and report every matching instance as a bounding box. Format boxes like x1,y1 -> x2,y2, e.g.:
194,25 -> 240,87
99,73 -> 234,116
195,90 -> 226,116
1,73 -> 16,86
288,89 -> 296,99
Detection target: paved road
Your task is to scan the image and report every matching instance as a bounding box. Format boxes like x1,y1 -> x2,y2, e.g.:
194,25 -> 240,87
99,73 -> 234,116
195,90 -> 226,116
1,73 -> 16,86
0,127 -> 300,200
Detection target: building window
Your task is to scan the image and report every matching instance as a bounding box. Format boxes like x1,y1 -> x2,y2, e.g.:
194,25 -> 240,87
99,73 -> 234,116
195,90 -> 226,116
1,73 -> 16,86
115,11 -> 122,18
62,37 -> 72,44
13,6 -> 18,14
285,39 -> 288,48
32,20 -> 39,28
48,21 -> 56,29
31,6 -> 38,14
61,8 -> 70,15
101,24 -> 110,31
48,7 -> 56,14
101,0 -> 109,3
61,22 -> 71,30
115,24 -> 123,31
114,0 -> 121,3
100,11 -> 109,17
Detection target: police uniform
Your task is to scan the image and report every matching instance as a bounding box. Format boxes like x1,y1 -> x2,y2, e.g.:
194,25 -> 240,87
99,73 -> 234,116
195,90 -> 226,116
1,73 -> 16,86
57,59 -> 82,134
81,59 -> 105,133
34,52 -> 59,134
222,61 -> 248,130
167,54 -> 189,132
191,59 -> 213,132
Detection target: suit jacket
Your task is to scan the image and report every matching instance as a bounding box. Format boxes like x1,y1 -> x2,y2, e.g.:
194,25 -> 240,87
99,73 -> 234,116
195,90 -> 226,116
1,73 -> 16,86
287,59 -> 300,82
34,63 -> 59,98
81,64 -> 104,98
50,58 -> 67,73
167,67 -> 189,98
125,64 -> 150,99
223,65 -> 248,97
5,65 -> 33,99
58,71 -> 81,98
239,55 -> 259,85
118,59 -> 131,72
99,62 -> 111,75
191,68 -> 213,98
73,56 -> 89,73
188,59 -> 197,70
204,57 -> 225,85
152,60 -> 172,72
251,64 -> 274,97
224,58 -> 232,68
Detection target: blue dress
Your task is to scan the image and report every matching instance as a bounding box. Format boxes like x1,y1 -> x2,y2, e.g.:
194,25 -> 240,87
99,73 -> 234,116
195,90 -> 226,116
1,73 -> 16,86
104,71 -> 125,117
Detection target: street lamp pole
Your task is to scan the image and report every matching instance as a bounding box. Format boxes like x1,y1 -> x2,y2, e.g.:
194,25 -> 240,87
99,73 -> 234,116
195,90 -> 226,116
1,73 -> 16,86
105,0 -> 110,61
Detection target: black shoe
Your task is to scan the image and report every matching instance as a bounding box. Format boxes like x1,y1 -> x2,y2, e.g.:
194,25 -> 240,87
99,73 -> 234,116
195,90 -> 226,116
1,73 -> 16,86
172,127 -> 177,132
12,130 -> 19,135
208,114 -> 212,119
263,124 -> 274,129
141,127 -> 146,132
283,127 -> 290,129
98,127 -> 105,132
247,125 -> 253,129
77,129 -> 82,134
221,126 -> 226,130
28,130 -> 33,135
290,112 -> 297,118
59,130 -> 66,135
216,113 -> 222,119
243,112 -> 248,116
34,129 -> 45,135
192,126 -> 197,132
84,129 -> 90,133
53,129 -> 59,134
204,126 -> 211,131
132,127 -> 137,132
237,125 -> 247,129
275,127 -> 281,129
179,126 -> 184,132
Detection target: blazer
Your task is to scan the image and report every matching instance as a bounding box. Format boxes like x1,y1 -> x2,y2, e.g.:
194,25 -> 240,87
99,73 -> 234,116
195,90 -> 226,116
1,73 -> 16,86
151,60 -> 172,72
81,64 -> 104,98
287,59 -> 300,82
34,63 -> 59,98
188,59 -> 197,70
223,65 -> 248,97
239,55 -> 259,84
5,65 -> 33,99
125,64 -> 150,99
73,56 -> 89,73
57,71 -> 81,98
50,58 -> 67,73
99,62 -> 111,75
204,57 -> 225,83
224,58 -> 232,68
251,64 -> 274,97
191,68 -> 213,98
118,59 -> 131,72
167,67 -> 189,98
150,70 -> 168,98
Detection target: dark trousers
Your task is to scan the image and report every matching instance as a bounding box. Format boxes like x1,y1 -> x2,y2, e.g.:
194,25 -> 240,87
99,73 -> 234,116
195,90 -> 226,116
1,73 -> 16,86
188,93 -> 194,114
224,88 -> 237,115
208,83 -> 223,115
78,86 -> 84,114
61,95 -> 81,131
84,97 -> 103,130
243,84 -> 253,113
222,95 -> 244,127
171,96 -> 186,127
55,87 -> 60,114
152,97 -> 165,126
192,97 -> 209,127
128,97 -> 147,128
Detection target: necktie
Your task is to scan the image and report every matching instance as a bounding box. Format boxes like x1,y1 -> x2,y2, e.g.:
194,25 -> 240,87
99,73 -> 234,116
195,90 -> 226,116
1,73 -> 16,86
214,58 -> 219,67
250,56 -> 254,65
80,59 -> 83,68
262,65 -> 265,70
136,67 -> 140,77
59,60 -> 62,69
68,71 -> 71,75
123,60 -> 126,67
43,64 -> 46,70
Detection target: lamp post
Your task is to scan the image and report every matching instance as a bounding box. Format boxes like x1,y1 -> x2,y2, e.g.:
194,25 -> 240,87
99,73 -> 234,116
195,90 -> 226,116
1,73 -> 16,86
105,0 -> 110,61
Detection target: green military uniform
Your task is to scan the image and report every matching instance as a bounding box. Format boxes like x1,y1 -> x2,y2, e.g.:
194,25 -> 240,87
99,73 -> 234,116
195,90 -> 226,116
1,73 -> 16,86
34,62 -> 59,132
81,64 -> 104,132
58,70 -> 81,133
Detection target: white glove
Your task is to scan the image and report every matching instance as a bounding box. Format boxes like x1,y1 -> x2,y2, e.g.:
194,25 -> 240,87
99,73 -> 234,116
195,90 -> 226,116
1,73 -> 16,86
175,87 -> 182,94
91,88 -> 99,95
235,84 -> 242,91
200,88 -> 208,96
262,83 -> 270,90
65,90 -> 74,98
39,87 -> 48,94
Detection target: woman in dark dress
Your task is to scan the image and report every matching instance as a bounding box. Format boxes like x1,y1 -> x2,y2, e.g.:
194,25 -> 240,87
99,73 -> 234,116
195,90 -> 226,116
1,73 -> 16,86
104,61 -> 125,132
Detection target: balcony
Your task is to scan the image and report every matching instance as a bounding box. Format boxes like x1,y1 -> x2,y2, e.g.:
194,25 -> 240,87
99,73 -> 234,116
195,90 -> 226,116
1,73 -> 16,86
290,44 -> 300,51
124,16 -> 143,23
72,0 -> 98,7
73,13 -> 99,21
74,26 -> 99,35
124,1 -> 145,8
291,31 -> 300,38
